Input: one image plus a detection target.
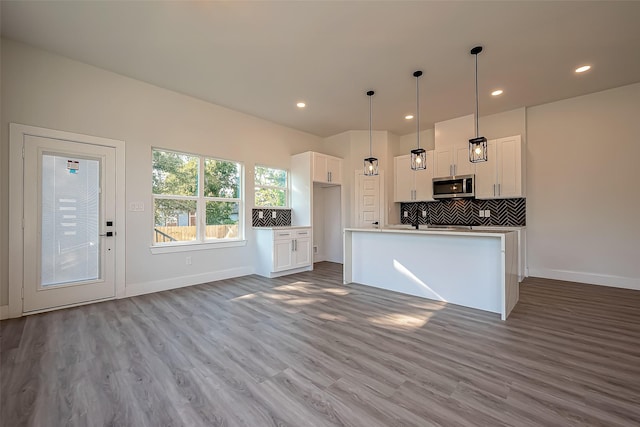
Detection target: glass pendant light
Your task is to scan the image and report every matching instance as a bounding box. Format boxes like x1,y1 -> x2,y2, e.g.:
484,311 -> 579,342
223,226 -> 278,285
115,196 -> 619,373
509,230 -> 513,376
364,90 -> 378,176
410,70 -> 426,170
469,46 -> 488,163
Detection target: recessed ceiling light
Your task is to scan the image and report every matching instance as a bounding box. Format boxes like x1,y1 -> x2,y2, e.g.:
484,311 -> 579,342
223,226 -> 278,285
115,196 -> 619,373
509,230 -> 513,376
575,65 -> 591,73
405,115 -> 414,120
296,102 -> 306,108
491,89 -> 503,96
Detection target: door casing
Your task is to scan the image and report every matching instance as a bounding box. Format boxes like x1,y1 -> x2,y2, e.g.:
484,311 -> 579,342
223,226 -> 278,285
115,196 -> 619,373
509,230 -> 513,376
9,123 -> 126,318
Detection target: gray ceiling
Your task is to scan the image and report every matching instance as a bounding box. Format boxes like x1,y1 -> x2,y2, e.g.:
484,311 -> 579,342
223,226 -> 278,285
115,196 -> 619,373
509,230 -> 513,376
2,1 -> 640,137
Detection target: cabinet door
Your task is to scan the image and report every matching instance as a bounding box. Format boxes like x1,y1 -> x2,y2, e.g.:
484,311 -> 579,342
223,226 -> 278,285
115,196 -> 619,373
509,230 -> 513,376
312,153 -> 328,183
293,238 -> 312,268
326,156 -> 342,184
474,140 -> 497,199
394,155 -> 414,202
454,144 -> 476,176
273,239 -> 294,271
414,152 -> 434,201
496,136 -> 522,198
433,148 -> 454,178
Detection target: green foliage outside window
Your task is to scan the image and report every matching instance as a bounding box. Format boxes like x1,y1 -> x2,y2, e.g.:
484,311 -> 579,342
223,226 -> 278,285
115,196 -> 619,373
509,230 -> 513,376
152,149 -> 242,242
254,166 -> 288,207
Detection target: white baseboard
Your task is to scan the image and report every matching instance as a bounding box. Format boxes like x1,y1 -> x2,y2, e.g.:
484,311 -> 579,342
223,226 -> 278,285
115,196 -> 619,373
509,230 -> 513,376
528,268 -> 640,291
125,266 -> 254,298
0,305 -> 9,320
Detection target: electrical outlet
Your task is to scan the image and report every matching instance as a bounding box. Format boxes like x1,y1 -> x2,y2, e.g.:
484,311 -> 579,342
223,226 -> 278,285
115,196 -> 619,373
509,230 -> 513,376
403,211 -> 408,218
272,211 -> 277,219
186,256 -> 192,265
484,210 -> 491,218
422,210 -> 427,217
479,210 -> 485,218
258,211 -> 264,219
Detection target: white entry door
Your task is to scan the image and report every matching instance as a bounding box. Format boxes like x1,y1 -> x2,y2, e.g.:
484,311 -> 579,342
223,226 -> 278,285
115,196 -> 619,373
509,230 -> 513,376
22,135 -> 117,312
355,172 -> 384,228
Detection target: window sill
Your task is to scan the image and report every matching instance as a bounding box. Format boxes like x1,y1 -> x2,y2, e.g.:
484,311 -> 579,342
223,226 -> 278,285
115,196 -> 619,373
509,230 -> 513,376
149,239 -> 247,254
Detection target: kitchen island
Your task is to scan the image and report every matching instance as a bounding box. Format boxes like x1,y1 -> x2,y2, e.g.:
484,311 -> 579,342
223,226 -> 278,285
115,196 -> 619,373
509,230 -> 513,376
343,227 -> 519,320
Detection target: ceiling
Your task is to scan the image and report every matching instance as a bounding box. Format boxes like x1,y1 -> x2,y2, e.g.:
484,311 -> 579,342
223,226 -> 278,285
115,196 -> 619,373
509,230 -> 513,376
2,1 -> 640,137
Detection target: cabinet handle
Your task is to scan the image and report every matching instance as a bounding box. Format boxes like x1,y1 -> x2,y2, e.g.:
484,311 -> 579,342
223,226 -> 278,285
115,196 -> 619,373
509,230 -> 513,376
493,184 -> 496,197
497,183 -> 501,196
328,171 -> 331,182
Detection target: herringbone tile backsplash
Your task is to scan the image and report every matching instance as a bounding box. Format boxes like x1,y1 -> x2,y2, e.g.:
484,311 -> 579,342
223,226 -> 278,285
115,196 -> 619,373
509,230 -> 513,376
252,209 -> 292,227
400,198 -> 526,227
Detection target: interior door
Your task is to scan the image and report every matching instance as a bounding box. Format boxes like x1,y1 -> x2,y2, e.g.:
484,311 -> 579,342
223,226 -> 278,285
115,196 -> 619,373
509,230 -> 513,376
356,173 -> 381,228
23,135 -> 117,312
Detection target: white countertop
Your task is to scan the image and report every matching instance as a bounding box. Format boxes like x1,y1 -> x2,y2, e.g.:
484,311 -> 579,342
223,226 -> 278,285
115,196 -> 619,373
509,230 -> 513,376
345,227 -> 515,238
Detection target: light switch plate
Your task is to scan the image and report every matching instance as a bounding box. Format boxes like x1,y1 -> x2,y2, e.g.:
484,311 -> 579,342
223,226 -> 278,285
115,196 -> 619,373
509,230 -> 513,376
258,211 -> 264,219
404,211 -> 408,218
484,210 -> 491,218
422,210 -> 427,217
129,202 -> 144,212
272,211 -> 277,219
479,210 -> 485,218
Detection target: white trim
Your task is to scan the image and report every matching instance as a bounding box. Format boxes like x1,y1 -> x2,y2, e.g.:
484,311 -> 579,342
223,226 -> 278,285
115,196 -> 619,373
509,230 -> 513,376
149,239 -> 247,254
0,305 -> 9,320
528,268 -> 640,291
9,123 -> 127,317
125,266 -> 254,298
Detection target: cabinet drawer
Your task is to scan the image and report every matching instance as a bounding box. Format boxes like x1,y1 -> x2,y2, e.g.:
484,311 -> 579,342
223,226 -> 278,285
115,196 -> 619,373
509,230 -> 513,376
274,230 -> 294,240
295,229 -> 310,238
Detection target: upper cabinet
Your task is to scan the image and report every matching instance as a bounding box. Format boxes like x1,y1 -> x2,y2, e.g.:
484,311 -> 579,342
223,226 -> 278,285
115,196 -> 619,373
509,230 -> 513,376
312,152 -> 342,185
394,152 -> 434,202
475,135 -> 524,199
433,144 -> 476,177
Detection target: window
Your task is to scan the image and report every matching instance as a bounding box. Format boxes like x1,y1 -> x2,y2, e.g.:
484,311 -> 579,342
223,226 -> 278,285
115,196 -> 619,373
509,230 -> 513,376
152,149 -> 242,245
254,165 -> 288,207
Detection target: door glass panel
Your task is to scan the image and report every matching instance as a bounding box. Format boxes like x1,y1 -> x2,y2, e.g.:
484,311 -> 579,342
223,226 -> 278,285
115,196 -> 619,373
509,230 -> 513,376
41,154 -> 100,287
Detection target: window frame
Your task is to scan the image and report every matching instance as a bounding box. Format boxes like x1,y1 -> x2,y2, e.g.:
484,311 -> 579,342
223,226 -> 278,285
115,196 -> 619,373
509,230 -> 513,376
151,147 -> 244,249
254,164 -> 289,208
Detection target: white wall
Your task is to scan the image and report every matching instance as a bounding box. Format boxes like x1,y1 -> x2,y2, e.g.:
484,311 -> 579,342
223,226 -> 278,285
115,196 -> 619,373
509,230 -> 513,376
0,39 -> 322,306
527,83 -> 640,289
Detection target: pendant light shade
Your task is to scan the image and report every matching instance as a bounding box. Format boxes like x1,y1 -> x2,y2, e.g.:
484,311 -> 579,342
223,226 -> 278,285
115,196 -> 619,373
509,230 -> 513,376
411,70 -> 426,170
364,90 -> 379,176
469,46 -> 488,163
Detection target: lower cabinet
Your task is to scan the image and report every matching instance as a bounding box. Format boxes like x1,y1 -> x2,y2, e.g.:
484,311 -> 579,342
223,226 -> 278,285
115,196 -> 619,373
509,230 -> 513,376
255,227 -> 312,277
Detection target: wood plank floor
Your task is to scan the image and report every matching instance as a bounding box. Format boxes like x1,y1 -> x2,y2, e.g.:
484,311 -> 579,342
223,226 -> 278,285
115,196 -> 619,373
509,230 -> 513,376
1,262 -> 640,426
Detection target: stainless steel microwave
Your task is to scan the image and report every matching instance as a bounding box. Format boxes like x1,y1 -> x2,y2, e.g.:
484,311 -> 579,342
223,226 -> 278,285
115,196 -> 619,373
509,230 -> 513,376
432,174 -> 475,199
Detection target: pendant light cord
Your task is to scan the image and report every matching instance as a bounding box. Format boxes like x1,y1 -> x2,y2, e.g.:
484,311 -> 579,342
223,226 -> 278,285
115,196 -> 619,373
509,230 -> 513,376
474,51 -> 479,138
416,74 -> 420,149
369,93 -> 373,156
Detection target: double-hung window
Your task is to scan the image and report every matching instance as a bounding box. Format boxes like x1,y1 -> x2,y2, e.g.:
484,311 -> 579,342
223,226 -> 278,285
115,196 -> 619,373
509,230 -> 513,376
152,149 -> 243,245
254,165 -> 288,207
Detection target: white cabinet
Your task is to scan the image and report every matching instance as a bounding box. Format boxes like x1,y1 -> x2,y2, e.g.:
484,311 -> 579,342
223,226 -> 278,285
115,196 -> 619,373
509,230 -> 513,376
475,135 -> 523,199
434,144 -> 475,178
255,227 -> 312,277
394,153 -> 434,202
312,153 -> 342,184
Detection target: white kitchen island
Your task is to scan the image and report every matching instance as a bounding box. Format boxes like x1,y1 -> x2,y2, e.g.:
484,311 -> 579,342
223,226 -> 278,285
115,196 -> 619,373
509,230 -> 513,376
344,227 -> 520,320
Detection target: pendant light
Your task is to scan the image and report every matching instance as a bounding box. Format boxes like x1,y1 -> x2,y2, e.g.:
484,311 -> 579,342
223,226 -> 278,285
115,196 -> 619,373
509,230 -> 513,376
410,70 -> 426,170
469,46 -> 488,163
364,90 -> 378,176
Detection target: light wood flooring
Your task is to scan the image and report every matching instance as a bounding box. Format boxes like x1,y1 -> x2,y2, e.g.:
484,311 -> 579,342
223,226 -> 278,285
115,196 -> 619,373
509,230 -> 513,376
1,262 -> 640,426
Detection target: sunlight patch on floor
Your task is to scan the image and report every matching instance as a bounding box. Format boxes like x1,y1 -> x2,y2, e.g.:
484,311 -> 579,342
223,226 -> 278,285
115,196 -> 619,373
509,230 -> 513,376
366,312 -> 435,331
